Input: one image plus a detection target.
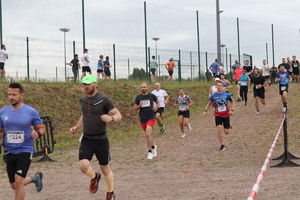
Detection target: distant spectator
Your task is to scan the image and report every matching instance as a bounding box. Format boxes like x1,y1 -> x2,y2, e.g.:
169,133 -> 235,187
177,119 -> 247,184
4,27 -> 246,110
97,55 -> 105,81
81,49 -> 91,80
104,56 -> 112,81
166,58 -> 175,81
70,54 -> 80,82
149,55 -> 158,80
0,44 -> 8,81
270,64 -> 278,84
209,59 -> 219,77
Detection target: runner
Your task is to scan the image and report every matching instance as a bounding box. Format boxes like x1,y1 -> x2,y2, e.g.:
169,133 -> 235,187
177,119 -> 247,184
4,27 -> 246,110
134,83 -> 159,160
97,55 -> 105,81
278,58 -> 291,73
239,70 -> 251,106
173,88 -> 193,138
209,59 -> 219,77
104,56 -> 112,82
208,77 -> 222,97
291,55 -> 299,83
0,82 -> 45,199
270,64 -> 278,84
151,82 -> 169,134
80,49 -> 92,80
243,60 -> 252,76
261,59 -> 271,86
219,74 -> 231,93
234,63 -> 243,101
250,68 -> 267,115
166,58 -> 175,81
150,55 -> 158,80
275,65 -> 291,109
203,82 -> 235,151
70,54 -> 80,82
0,44 -> 8,81
70,75 -> 122,200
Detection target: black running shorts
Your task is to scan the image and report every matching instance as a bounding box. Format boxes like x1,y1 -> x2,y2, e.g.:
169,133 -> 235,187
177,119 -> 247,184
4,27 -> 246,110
155,107 -> 164,116
150,68 -> 156,75
104,68 -> 111,76
215,116 -> 230,129
0,62 -> 5,70
168,70 -> 173,76
254,89 -> 265,99
97,69 -> 104,73
5,152 -> 32,183
82,66 -> 91,73
279,85 -> 288,95
79,136 -> 110,165
178,110 -> 190,118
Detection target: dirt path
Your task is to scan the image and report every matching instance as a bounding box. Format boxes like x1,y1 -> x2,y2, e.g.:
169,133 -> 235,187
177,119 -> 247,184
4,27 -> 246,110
1,85 -> 300,200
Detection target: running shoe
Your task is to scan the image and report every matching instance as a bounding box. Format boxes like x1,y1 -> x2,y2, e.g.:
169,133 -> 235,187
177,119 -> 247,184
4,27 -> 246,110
237,98 -> 241,102
106,192 -> 116,200
219,145 -> 226,151
90,172 -> 101,193
152,145 -> 157,158
147,152 -> 153,160
187,124 -> 192,131
256,111 -> 260,115
181,133 -> 187,138
33,171 -> 43,192
160,125 -> 166,134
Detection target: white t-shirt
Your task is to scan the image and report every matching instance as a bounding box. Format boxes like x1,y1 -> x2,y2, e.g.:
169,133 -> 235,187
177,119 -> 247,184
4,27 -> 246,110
82,53 -> 90,66
151,89 -> 168,108
261,64 -> 270,76
210,85 -> 217,96
0,49 -> 8,63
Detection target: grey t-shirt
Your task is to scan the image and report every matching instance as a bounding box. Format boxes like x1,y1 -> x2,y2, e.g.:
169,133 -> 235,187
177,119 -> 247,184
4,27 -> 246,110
80,92 -> 115,139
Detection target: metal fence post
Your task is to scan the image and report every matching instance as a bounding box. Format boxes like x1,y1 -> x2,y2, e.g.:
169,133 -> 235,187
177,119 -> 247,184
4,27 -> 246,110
26,37 -> 30,82
113,44 -> 116,81
128,58 -> 130,77
178,49 -> 181,83
190,51 -> 193,79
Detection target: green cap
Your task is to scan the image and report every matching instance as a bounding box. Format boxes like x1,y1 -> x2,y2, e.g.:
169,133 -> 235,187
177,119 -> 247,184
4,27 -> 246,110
81,75 -> 97,84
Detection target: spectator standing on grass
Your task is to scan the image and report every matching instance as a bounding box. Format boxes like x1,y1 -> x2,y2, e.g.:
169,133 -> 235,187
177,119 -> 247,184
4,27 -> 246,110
104,56 -> 112,82
150,55 -> 158,80
70,54 -> 80,82
0,44 -> 8,81
250,68 -> 267,115
173,88 -> 193,138
70,75 -> 121,200
209,59 -> 219,78
203,82 -> 235,151
261,59 -> 271,87
97,55 -> 105,81
0,82 -> 45,200
270,64 -> 278,84
275,65 -> 291,109
291,55 -> 299,83
134,83 -> 159,160
234,63 -> 243,102
81,49 -> 92,80
151,82 -> 169,134
166,58 -> 175,81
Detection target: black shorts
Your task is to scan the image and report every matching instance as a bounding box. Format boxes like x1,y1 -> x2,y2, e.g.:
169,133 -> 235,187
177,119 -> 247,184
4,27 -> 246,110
104,68 -> 111,76
150,68 -> 156,75
79,137 -> 110,165
213,73 -> 218,77
0,62 -> 5,70
97,69 -> 104,73
215,116 -> 230,129
235,81 -> 240,85
82,66 -> 91,73
4,152 -> 32,183
293,69 -> 299,75
178,110 -> 190,118
155,107 -> 165,116
254,89 -> 265,99
279,85 -> 288,95
263,76 -> 270,80
168,70 -> 173,76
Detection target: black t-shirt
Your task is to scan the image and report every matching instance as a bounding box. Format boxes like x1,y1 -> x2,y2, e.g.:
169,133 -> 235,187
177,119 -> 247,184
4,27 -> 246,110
243,65 -> 252,72
135,93 -> 158,121
251,75 -> 265,91
80,92 -> 115,139
104,60 -> 110,70
278,63 -> 290,72
270,67 -> 277,76
71,58 -> 79,70
292,60 -> 299,70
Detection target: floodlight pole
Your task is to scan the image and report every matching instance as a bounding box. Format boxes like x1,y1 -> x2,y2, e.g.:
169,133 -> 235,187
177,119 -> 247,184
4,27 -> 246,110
59,28 -> 70,82
0,0 -> 2,45
152,37 -> 160,60
216,0 -> 222,63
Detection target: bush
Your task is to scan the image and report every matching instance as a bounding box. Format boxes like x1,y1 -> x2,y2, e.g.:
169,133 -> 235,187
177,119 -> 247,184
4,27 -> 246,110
128,68 -> 148,80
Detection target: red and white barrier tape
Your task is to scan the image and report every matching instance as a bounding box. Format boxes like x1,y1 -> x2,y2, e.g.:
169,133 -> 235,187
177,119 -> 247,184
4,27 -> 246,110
247,115 -> 286,200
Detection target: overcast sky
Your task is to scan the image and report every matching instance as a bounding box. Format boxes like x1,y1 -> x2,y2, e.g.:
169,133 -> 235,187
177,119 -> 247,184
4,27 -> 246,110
2,0 -> 300,79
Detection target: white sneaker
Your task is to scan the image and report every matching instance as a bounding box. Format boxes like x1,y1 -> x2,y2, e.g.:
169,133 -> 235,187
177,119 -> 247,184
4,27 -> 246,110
181,133 -> 187,138
151,145 -> 157,157
187,124 -> 192,131
256,111 -> 260,115
147,152 -> 153,160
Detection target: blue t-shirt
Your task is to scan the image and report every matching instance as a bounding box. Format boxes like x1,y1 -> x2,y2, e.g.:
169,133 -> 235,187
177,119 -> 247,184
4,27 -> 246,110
209,91 -> 232,117
239,75 -> 249,86
98,59 -> 104,70
276,72 -> 290,85
211,62 -> 219,74
0,104 -> 42,154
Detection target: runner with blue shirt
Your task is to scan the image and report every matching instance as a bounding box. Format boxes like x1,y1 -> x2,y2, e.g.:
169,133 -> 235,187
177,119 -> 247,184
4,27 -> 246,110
210,59 -> 219,77
203,82 -> 235,151
239,70 -> 251,106
275,65 -> 290,109
97,55 -> 105,80
0,82 -> 45,199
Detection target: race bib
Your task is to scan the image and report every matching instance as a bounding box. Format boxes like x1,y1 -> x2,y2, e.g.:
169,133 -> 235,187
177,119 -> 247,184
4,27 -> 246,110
255,84 -> 261,89
240,81 -> 247,86
7,131 -> 24,143
281,86 -> 286,91
218,105 -> 226,112
141,100 -> 151,107
179,104 -> 186,111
